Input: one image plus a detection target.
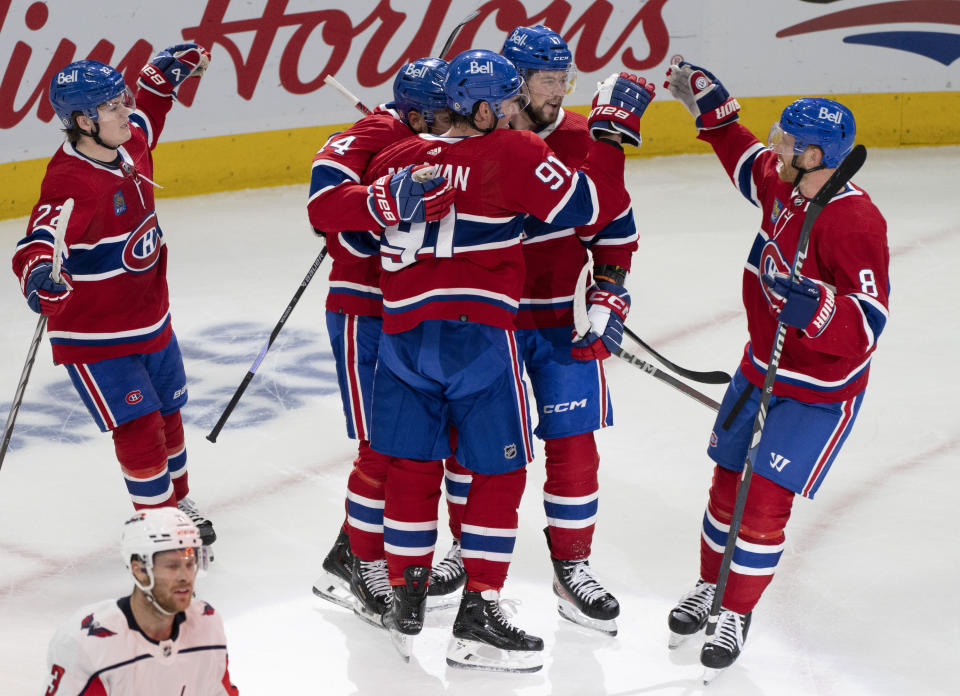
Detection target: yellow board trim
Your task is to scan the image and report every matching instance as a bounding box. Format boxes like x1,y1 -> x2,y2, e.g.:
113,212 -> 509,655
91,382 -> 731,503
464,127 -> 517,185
2,91 -> 958,221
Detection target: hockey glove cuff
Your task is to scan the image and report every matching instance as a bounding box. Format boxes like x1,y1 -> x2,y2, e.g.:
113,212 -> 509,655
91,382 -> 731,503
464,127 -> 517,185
571,281 -> 631,361
367,164 -> 453,227
23,259 -> 73,316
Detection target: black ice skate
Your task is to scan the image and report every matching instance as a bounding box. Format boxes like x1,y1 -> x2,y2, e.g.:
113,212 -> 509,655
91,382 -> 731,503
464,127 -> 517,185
446,589 -> 544,673
382,565 -> 430,661
668,579 -> 716,648
701,608 -> 751,684
551,557 -> 620,635
427,539 -> 466,610
349,556 -> 392,628
311,528 -> 355,609
176,496 -> 216,545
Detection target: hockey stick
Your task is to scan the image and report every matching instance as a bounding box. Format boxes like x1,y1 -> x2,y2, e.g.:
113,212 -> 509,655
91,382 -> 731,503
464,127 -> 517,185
704,145 -> 868,646
0,198 -> 74,470
623,325 -> 731,384
571,264 -> 720,412
206,246 -> 328,442
438,10 -> 480,59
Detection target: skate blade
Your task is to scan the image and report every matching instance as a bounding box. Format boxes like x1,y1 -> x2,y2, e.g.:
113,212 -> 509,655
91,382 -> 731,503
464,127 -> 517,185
556,597 -> 618,636
668,630 -> 694,649
387,628 -> 414,662
426,592 -> 462,611
199,546 -> 214,570
352,602 -> 387,629
446,637 -> 543,673
703,667 -> 724,685
311,572 -> 354,610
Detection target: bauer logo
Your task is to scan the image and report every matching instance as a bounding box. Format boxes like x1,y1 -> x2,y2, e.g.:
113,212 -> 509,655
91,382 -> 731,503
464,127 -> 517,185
467,60 -> 493,75
57,70 -> 78,85
125,390 -> 143,404
404,64 -> 427,78
818,106 -> 843,123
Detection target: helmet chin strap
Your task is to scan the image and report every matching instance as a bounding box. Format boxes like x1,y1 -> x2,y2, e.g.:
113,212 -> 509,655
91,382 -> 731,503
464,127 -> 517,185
790,154 -> 826,189
79,121 -> 120,151
133,566 -> 178,617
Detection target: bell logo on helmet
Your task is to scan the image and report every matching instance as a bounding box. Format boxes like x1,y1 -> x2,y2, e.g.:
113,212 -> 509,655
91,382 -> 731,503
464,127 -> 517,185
467,60 -> 493,75
818,106 -> 843,124
404,64 -> 427,79
509,30 -> 527,46
57,70 -> 78,85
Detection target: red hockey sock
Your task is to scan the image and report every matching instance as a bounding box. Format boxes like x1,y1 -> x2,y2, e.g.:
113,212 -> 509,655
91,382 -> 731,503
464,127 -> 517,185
112,411 -> 175,510
162,410 -> 189,500
383,457 -> 443,585
443,455 -> 471,539
345,440 -> 392,561
543,433 -> 600,561
699,465 -> 795,614
461,467 -> 526,592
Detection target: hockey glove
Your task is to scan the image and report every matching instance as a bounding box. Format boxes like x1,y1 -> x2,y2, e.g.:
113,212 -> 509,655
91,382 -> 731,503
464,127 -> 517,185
571,281 -> 631,361
139,43 -> 211,97
23,260 -> 73,316
367,164 -> 454,227
663,62 -> 740,130
588,72 -> 656,147
761,271 -> 836,338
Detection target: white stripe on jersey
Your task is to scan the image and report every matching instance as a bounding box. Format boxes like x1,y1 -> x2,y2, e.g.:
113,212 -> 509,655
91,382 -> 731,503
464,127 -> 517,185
47,312 -> 170,341
382,287 -> 519,310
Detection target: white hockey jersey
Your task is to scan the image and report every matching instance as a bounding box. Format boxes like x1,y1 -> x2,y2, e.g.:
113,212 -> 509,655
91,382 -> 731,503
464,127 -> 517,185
45,596 -> 238,695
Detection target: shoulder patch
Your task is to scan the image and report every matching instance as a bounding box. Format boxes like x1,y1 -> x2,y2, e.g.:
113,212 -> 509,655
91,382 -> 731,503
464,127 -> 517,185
202,601 -> 215,616
80,613 -> 116,638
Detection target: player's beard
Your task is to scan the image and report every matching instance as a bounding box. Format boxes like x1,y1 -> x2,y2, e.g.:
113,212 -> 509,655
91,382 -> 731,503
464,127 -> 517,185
525,99 -> 561,129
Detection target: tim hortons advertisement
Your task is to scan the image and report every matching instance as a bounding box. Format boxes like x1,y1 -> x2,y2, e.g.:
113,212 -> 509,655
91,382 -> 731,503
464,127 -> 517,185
1,0 -> 957,162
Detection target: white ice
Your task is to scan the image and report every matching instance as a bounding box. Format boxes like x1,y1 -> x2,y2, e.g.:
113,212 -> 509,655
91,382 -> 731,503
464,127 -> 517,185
1,147 -> 956,695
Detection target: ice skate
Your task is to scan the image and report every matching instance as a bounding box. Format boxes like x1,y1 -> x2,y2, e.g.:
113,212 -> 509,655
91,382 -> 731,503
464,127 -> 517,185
551,557 -> 620,635
701,609 -> 751,684
668,579 -> 716,648
349,557 -> 392,628
382,565 -> 430,661
176,496 -> 216,546
426,540 -> 465,610
446,589 -> 544,673
311,529 -> 355,609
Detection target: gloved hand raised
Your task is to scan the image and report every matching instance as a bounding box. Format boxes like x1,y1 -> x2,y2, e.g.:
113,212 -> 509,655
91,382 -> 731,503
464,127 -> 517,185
571,281 -> 631,361
367,164 -> 455,227
588,72 -> 656,147
23,261 -> 73,316
761,271 -> 836,338
139,42 -> 211,97
663,61 -> 740,130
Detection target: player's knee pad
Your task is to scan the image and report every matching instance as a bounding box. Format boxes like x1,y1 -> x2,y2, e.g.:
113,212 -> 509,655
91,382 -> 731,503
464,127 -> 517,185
543,432 -> 599,493
113,411 -> 167,476
706,464 -> 794,542
463,468 -> 527,528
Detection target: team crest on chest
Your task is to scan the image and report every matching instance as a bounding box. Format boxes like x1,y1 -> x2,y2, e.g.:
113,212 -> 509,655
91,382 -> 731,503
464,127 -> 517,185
122,212 -> 163,273
759,240 -> 790,304
113,190 -> 127,216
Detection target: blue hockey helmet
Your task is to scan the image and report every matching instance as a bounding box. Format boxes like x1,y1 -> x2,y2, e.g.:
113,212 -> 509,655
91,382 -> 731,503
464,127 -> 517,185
49,60 -> 127,128
501,24 -> 573,72
774,98 -> 856,168
444,49 -> 525,118
393,58 -> 448,125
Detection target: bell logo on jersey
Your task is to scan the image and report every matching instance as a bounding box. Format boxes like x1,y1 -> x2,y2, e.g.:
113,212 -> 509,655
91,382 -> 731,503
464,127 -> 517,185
122,212 -> 163,273
818,106 -> 843,124
467,60 -> 493,75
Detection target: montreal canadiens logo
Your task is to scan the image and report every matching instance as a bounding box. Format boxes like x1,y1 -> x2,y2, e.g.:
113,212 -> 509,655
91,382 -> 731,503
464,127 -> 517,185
122,212 -> 163,273
759,240 -> 790,305
125,390 -> 143,404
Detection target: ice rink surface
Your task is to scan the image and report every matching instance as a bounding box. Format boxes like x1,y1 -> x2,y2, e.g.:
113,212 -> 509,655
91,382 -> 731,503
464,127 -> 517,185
1,146 -> 956,695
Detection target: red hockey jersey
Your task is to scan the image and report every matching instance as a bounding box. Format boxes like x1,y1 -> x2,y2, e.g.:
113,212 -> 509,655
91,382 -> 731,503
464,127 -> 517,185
700,124 -> 890,403
518,108 -> 637,329
307,104 -> 413,317
330,128 -> 628,334
12,89 -> 176,365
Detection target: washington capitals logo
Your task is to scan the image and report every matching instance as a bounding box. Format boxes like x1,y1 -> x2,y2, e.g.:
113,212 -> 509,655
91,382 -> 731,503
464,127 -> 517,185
202,602 -> 215,616
781,1 -> 960,65
81,614 -> 116,638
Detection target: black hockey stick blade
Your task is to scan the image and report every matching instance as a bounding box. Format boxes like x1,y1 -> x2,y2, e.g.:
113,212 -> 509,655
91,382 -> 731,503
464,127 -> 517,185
438,10 -> 480,59
623,326 -> 731,384
614,348 -> 720,412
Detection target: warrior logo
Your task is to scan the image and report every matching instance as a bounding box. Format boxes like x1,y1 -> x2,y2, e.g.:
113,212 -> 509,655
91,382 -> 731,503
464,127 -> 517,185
121,212 -> 163,273
770,452 -> 791,471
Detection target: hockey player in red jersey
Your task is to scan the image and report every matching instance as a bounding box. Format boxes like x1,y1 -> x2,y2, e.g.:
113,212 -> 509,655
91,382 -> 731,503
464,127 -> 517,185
11,48 -> 216,546
307,58 -> 460,626
661,62 -> 889,677
432,24 -> 643,636
45,508 -> 238,695
324,49 -> 654,671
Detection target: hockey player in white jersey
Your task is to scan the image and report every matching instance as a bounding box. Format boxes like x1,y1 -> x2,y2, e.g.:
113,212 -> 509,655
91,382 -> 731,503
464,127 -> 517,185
44,508 -> 238,695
